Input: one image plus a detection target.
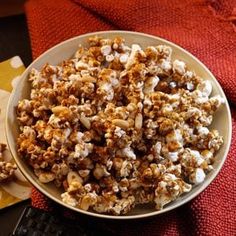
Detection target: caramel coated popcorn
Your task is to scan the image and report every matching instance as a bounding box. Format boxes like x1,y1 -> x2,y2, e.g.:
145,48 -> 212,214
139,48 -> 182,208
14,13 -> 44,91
17,36 -> 224,215
0,143 -> 17,182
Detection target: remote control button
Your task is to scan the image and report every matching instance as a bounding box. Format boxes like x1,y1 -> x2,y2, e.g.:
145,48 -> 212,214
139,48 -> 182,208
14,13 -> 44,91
26,219 -> 36,228
49,216 -> 55,224
56,230 -> 64,236
44,225 -> 51,233
50,225 -> 56,233
36,222 -> 45,230
26,208 -> 36,218
32,230 -> 42,236
40,213 -> 49,221
53,217 -> 59,224
16,226 -> 28,235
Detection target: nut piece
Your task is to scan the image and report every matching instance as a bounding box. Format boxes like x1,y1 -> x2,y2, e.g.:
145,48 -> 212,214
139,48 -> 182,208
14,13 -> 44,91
135,113 -> 143,130
80,114 -> 91,129
38,172 -> 55,183
112,119 -> 130,130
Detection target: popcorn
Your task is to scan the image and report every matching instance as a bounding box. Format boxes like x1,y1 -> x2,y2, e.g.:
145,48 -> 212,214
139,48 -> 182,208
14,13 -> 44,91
114,127 -> 126,138
100,45 -> 112,56
143,76 -> 160,94
119,54 -> 129,64
197,127 -> 208,139
37,171 -> 55,183
189,168 -> 206,184
61,192 -> 78,207
74,142 -> 93,159
167,152 -> 179,162
16,36 -> 224,215
197,80 -> 212,97
160,60 -> 172,71
186,82 -> 194,91
120,146 -> 136,160
125,44 -> 143,69
105,54 -> 114,62
173,59 -> 186,75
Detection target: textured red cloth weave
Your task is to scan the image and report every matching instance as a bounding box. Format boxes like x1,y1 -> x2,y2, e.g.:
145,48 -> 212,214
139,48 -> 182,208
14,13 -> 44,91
25,0 -> 236,235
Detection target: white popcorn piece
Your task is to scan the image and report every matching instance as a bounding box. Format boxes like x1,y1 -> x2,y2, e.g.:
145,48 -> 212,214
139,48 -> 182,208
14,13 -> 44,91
110,77 -> 119,87
121,146 -> 136,160
153,141 -> 162,155
74,142 -> 93,159
198,126 -> 209,136
23,126 -> 36,139
167,152 -> 179,162
169,81 -> 176,88
61,192 -> 78,207
143,76 -> 160,94
75,61 -> 89,70
186,82 -> 194,91
69,74 -> 81,81
64,128 -> 72,140
113,184 -> 119,193
114,51 -> 120,58
185,107 -> 202,119
168,93 -> 180,100
119,54 -> 129,64
100,82 -> 114,101
173,60 -> 186,75
184,71 -> 194,79
197,80 -> 212,97
201,150 -> 213,163
120,160 -> 131,177
166,129 -> 183,145
80,70 -> 90,77
93,164 -> 110,180
75,132 -> 84,142
18,99 -> 31,111
189,168 -> 206,184
125,44 -> 143,69
164,173 -> 178,181
106,54 -> 114,62
111,196 -> 135,215
183,183 -> 192,192
84,183 -> 92,192
143,96 -> 152,106
161,60 -> 172,71
189,149 -> 204,166
48,114 -> 61,128
101,45 -> 112,56
210,95 -> 225,106
114,127 -> 126,138
154,192 -> 171,210
162,104 -> 173,113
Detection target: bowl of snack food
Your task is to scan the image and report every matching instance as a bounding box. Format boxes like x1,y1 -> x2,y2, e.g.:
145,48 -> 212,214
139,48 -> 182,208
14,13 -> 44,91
6,31 -> 232,219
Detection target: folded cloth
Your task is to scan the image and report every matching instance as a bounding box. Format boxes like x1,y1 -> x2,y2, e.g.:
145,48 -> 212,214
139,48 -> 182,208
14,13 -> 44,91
25,0 -> 236,235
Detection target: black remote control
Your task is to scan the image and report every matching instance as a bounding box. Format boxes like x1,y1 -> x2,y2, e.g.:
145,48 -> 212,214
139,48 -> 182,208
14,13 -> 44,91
11,206 -> 108,236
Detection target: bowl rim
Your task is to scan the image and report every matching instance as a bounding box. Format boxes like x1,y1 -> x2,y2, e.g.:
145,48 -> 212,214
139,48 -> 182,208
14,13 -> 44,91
5,30 -> 232,220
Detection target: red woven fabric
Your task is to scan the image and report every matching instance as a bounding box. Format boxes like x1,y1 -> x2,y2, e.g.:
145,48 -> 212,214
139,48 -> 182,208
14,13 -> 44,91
25,0 -> 236,235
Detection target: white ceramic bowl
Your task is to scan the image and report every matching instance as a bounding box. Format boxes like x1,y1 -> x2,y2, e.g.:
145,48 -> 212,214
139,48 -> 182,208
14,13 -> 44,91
5,31 -> 232,219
